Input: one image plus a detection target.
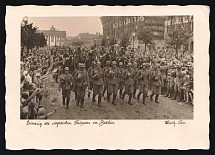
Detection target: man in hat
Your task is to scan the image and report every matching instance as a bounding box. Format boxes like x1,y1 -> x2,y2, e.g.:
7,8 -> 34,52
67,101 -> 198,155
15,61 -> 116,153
91,61 -> 104,107
74,63 -> 90,111
59,67 -> 73,109
137,63 -> 149,104
118,62 -> 125,98
106,61 -> 119,105
150,65 -> 163,103
121,62 -> 134,105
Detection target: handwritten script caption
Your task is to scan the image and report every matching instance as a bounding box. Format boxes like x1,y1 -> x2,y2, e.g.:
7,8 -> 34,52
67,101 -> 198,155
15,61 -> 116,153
26,120 -> 115,127
164,120 -> 186,127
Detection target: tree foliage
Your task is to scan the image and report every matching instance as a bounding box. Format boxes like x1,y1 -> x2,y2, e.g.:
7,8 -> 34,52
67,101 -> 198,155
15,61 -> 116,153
166,27 -> 190,54
21,19 -> 47,52
120,33 -> 130,49
138,29 -> 154,51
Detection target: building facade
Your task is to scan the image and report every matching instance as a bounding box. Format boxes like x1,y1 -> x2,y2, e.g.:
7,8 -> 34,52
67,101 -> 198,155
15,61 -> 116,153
100,16 -> 166,48
164,16 -> 193,51
67,32 -> 103,47
39,25 -> 67,47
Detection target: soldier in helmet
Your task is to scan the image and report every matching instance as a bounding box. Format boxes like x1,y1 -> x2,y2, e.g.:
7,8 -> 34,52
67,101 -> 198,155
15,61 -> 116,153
91,61 -> 104,107
106,61 -> 119,105
150,65 -> 163,103
102,61 -> 111,99
121,62 -> 134,105
87,61 -> 97,98
132,62 -> 139,98
137,63 -> 149,104
118,62 -> 125,98
73,63 -> 90,111
58,67 -> 73,109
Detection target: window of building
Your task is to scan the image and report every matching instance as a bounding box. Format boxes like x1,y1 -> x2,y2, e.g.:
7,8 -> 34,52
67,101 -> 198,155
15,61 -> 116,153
51,36 -> 54,42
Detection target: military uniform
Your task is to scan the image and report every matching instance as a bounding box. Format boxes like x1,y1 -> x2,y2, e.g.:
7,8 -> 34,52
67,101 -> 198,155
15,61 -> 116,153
137,64 -> 149,104
122,63 -> 134,105
133,62 -> 139,98
118,62 -> 125,98
91,63 -> 104,106
87,61 -> 96,98
107,61 -> 119,105
102,61 -> 110,98
59,67 -> 73,109
150,65 -> 163,103
73,63 -> 90,110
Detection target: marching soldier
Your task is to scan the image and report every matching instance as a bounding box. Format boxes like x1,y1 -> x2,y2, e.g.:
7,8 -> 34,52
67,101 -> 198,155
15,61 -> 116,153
58,67 -> 73,109
102,61 -> 111,99
107,61 -> 119,105
121,62 -> 134,105
91,61 -> 104,107
73,63 -> 90,111
118,62 -> 125,98
87,61 -> 96,98
150,65 -> 163,104
133,62 -> 139,98
137,63 -> 149,104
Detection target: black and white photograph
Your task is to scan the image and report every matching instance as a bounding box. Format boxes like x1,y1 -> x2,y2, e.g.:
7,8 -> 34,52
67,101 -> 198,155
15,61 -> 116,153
20,16 -> 194,120
6,6 -> 209,149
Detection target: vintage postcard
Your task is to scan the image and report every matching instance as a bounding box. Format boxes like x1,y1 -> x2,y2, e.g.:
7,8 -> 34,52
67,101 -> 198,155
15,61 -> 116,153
5,5 -> 210,149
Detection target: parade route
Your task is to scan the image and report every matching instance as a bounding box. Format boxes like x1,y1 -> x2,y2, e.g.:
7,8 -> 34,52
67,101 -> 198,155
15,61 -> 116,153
41,81 -> 193,120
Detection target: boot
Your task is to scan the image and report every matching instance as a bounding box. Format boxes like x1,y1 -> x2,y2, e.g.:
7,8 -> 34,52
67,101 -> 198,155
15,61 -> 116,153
128,94 -> 132,105
80,97 -> 84,109
112,95 -> 117,105
168,88 -> 173,98
122,92 -> 126,100
75,91 -> 77,101
133,89 -> 137,98
177,91 -> 182,102
98,95 -> 102,107
155,94 -> 159,104
62,97 -> 66,105
88,92 -> 91,98
66,97 -> 70,109
102,89 -> 106,97
142,96 -> 146,104
137,92 -> 141,101
119,89 -> 123,98
107,93 -> 111,102
76,96 -> 80,106
164,88 -> 169,97
150,93 -> 155,101
92,94 -> 96,103
171,90 -> 177,100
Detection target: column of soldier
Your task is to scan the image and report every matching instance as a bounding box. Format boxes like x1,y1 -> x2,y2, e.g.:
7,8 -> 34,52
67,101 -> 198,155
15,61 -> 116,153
57,45 -> 194,111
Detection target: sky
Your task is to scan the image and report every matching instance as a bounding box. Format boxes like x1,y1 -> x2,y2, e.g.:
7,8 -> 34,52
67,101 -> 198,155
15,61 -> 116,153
28,17 -> 103,37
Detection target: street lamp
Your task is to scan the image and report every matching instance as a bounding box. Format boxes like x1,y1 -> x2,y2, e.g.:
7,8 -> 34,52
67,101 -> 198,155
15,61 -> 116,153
132,31 -> 136,50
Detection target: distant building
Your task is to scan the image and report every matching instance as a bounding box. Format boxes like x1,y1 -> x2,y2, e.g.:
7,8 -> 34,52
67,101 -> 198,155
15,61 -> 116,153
39,25 -> 67,47
68,32 -> 103,47
100,16 -> 166,49
164,16 -> 193,51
